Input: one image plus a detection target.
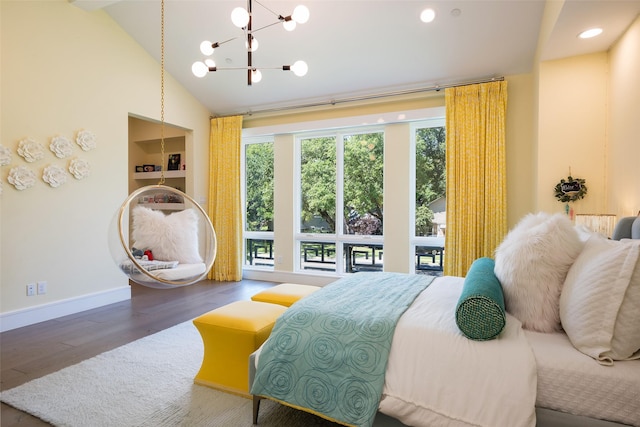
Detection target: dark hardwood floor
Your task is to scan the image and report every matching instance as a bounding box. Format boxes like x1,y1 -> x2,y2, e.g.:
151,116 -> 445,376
0,279 -> 277,426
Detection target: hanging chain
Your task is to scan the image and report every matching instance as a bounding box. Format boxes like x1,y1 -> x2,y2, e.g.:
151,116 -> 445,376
159,0 -> 166,185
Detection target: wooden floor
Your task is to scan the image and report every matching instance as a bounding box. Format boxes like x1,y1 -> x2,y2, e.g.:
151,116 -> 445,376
0,279 -> 277,427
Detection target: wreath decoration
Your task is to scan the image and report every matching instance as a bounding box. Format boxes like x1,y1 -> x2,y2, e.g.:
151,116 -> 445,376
554,175 -> 587,203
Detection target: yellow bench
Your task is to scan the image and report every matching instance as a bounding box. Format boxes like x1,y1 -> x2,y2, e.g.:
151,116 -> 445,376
192,300 -> 287,397
251,283 -> 320,307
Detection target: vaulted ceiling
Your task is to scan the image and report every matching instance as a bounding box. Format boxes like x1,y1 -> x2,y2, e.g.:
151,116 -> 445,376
72,0 -> 640,116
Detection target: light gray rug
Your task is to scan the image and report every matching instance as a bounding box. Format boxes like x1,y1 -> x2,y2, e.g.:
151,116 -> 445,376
0,321 -> 342,427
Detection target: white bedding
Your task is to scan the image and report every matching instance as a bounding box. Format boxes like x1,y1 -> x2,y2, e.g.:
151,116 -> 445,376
526,330 -> 640,427
379,276 -> 537,427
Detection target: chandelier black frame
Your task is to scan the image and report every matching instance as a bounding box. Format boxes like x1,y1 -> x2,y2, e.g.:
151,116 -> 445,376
192,0 -> 309,85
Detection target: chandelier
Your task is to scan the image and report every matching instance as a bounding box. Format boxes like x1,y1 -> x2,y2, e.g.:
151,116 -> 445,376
192,0 -> 309,85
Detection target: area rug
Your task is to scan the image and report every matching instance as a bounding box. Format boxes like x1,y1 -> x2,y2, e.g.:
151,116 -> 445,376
0,320 -> 343,427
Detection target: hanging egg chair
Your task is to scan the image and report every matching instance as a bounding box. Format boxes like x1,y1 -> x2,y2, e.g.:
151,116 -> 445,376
109,185 -> 217,288
109,0 -> 216,289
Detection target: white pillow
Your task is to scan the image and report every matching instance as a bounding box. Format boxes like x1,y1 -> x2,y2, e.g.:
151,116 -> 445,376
131,206 -> 203,264
560,235 -> 640,365
494,212 -> 583,332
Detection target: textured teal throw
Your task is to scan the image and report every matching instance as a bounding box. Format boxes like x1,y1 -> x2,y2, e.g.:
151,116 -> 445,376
456,257 -> 506,341
251,272 -> 434,427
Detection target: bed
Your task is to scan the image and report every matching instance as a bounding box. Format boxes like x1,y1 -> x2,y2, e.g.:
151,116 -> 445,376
249,213 -> 640,427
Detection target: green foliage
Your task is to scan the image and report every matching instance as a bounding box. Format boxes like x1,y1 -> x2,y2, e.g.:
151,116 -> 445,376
300,133 -> 385,235
245,142 -> 274,231
415,127 -> 446,235
300,137 -> 337,232
245,127 -> 446,238
343,133 -> 384,234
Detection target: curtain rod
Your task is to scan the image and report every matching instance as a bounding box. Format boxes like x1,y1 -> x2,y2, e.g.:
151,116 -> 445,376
211,76 -> 504,119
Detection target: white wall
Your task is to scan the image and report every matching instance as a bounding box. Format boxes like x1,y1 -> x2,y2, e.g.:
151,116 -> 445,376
0,1 -> 211,330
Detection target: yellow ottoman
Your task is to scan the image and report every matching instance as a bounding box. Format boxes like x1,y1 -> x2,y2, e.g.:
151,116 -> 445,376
251,283 -> 321,307
192,300 -> 287,397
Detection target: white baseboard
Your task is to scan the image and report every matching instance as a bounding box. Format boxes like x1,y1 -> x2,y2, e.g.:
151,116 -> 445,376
242,269 -> 337,287
0,286 -> 131,332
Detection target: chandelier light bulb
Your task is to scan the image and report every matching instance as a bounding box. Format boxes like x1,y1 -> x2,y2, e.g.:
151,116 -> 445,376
251,69 -> 262,83
231,7 -> 250,28
204,58 -> 216,68
192,61 -> 208,78
245,37 -> 259,52
200,40 -> 214,56
291,60 -> 308,76
292,5 -> 310,24
283,20 -> 297,31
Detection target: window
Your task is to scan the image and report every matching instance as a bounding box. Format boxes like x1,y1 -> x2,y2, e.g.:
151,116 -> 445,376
297,130 -> 384,273
411,121 -> 446,275
243,138 -> 274,268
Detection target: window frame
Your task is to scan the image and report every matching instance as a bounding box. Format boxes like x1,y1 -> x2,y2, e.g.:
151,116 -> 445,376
294,127 -> 385,274
242,135 -> 275,270
410,118 -> 446,274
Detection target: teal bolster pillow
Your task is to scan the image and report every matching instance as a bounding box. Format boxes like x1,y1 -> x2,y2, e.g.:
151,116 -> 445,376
456,257 -> 506,341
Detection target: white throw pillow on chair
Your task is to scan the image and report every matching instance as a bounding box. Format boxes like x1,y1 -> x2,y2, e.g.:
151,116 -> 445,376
132,205 -> 203,264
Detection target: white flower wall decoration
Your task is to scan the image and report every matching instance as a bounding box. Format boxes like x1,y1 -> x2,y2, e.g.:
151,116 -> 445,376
69,158 -> 90,180
43,165 -> 69,188
50,136 -> 73,158
8,166 -> 37,190
17,138 -> 45,163
76,130 -> 96,151
0,144 -> 12,166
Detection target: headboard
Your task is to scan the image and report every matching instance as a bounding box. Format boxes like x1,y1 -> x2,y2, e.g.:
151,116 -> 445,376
611,216 -> 640,240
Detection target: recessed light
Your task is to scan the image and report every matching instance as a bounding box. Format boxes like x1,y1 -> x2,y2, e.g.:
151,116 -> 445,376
420,8 -> 436,23
578,28 -> 603,39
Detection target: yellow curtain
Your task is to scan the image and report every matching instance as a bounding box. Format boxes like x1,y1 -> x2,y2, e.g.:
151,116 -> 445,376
444,81 -> 508,277
208,116 -> 243,281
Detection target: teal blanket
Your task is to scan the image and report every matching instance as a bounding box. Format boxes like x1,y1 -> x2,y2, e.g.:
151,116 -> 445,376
250,272 -> 434,427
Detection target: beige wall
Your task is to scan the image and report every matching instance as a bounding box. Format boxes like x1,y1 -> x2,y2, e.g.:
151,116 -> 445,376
536,13 -> 640,220
608,15 -> 640,217
0,1 -> 210,320
538,52 -> 609,215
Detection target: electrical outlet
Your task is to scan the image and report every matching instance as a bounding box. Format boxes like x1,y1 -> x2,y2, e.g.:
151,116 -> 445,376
37,281 -> 47,295
26,283 -> 36,296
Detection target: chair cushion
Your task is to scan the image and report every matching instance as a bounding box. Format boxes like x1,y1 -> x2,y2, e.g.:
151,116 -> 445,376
251,283 -> 320,307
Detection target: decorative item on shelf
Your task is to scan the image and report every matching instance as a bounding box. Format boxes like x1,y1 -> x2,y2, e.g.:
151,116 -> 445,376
575,214 -> 617,239
167,153 -> 180,170
554,172 -> 587,221
136,165 -> 144,172
191,0 -> 309,85
8,165 -> 36,190
17,138 -> 45,163
143,164 -> 155,172
42,164 -> 69,188
75,130 -> 96,151
49,135 -> 74,159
